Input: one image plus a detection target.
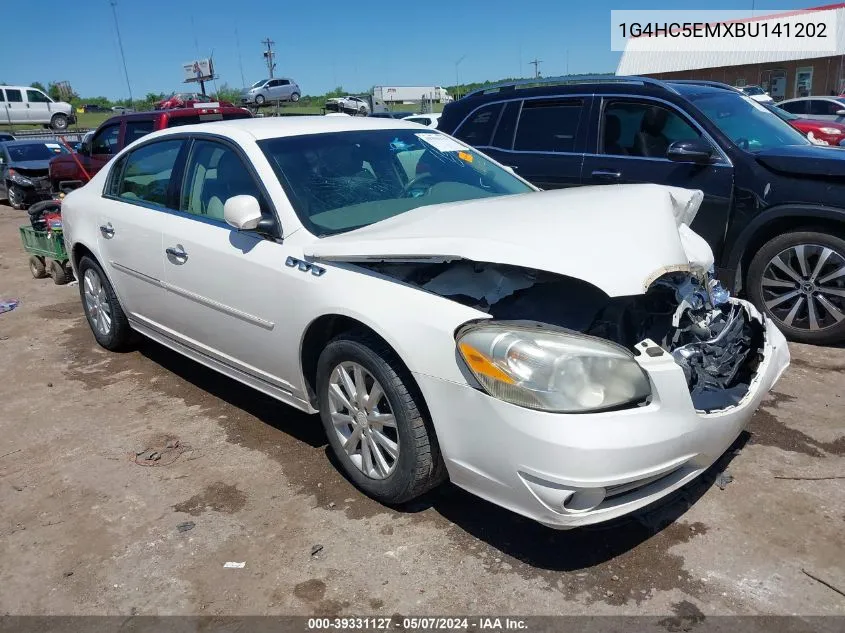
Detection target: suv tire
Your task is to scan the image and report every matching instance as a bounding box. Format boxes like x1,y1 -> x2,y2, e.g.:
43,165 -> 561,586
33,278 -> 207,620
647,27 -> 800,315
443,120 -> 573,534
747,230 -> 845,345
50,113 -> 68,131
316,332 -> 446,504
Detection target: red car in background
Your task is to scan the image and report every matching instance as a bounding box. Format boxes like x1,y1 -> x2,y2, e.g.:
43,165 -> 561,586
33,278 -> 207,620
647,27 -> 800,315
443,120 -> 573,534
49,105 -> 252,192
766,103 -> 845,146
155,92 -> 235,109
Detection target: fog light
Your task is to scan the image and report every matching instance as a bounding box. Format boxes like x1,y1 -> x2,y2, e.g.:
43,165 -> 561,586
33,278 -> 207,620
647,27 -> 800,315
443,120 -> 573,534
562,488 -> 606,513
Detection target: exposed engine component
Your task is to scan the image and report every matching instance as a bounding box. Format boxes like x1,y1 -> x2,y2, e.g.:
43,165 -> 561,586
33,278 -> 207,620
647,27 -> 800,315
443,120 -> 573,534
359,260 -> 764,412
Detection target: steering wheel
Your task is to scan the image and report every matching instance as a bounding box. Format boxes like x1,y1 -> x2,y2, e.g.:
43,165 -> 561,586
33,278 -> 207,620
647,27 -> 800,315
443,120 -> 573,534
402,174 -> 437,198
735,137 -> 750,150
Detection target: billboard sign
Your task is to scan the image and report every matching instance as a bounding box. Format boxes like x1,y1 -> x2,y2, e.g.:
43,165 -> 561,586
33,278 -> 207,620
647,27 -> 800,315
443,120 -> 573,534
183,59 -> 214,83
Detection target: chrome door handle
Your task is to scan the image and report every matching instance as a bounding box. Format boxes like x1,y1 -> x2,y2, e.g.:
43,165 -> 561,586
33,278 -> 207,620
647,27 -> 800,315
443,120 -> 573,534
165,245 -> 188,260
99,223 -> 115,237
591,170 -> 621,179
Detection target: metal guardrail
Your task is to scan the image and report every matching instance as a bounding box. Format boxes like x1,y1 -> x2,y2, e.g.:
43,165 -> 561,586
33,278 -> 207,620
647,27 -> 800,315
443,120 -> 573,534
6,129 -> 92,142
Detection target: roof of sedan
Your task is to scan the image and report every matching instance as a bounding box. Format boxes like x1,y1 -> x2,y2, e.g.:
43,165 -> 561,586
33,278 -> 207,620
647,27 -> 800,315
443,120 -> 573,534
152,115 -> 426,140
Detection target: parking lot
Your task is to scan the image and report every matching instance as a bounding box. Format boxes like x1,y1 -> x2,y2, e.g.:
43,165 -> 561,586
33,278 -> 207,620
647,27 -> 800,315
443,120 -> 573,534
0,200 -> 843,617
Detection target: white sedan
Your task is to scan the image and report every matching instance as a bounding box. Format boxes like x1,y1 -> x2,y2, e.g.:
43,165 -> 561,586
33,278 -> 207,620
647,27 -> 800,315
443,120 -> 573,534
61,117 -> 790,529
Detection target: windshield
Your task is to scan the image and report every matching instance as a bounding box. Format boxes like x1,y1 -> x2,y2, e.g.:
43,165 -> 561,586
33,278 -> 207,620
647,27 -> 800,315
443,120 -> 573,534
8,143 -> 68,161
250,80 -> 267,89
689,92 -> 809,151
259,129 -> 534,236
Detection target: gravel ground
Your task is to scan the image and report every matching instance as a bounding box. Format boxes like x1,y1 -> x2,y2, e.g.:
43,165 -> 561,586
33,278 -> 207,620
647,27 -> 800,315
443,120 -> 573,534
0,202 -> 843,617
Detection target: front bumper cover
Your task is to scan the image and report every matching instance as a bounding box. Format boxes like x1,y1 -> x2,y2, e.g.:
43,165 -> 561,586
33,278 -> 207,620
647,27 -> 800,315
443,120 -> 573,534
414,299 -> 789,529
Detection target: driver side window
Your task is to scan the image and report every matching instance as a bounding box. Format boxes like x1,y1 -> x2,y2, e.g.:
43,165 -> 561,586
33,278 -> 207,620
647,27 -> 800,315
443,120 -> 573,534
601,100 -> 703,158
181,140 -> 266,221
91,124 -> 121,156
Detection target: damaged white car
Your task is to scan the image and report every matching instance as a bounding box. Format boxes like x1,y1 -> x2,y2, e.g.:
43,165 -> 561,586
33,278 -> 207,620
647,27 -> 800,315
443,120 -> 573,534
62,118 -> 790,529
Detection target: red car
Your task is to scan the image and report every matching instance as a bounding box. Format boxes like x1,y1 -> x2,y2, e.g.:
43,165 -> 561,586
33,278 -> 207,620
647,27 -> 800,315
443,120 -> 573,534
49,105 -> 252,191
155,92 -> 234,110
766,103 -> 845,146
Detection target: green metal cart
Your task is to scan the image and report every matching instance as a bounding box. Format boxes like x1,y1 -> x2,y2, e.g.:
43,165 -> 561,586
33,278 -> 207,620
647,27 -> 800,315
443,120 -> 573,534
19,225 -> 73,285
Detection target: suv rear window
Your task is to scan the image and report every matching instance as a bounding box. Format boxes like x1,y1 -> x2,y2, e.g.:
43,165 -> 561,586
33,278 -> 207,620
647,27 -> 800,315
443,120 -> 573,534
166,111 -> 251,127
514,98 -> 583,152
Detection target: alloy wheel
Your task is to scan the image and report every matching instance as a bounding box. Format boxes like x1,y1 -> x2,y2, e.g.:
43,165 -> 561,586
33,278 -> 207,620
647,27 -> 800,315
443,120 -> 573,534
760,243 -> 845,331
83,268 -> 112,336
326,361 -> 399,479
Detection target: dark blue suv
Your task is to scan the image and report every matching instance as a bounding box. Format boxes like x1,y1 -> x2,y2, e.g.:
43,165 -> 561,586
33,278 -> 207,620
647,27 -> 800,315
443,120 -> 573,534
438,76 -> 845,345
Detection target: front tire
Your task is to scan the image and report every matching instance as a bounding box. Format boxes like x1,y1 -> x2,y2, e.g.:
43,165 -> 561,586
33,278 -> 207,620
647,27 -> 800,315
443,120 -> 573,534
747,230 -> 845,345
29,256 -> 47,279
78,256 -> 134,351
50,113 -> 68,131
7,184 -> 26,210
316,332 -> 446,504
254,94 -> 265,106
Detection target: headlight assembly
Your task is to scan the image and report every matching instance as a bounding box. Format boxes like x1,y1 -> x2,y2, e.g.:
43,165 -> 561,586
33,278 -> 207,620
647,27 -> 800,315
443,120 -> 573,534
457,322 -> 651,413
8,170 -> 33,186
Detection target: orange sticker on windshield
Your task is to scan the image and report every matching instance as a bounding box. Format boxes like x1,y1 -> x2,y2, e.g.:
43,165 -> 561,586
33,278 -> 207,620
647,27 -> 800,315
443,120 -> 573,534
458,151 -> 474,163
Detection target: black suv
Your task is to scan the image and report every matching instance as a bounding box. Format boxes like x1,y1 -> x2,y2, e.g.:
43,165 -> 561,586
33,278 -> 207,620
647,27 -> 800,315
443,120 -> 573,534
438,76 -> 845,345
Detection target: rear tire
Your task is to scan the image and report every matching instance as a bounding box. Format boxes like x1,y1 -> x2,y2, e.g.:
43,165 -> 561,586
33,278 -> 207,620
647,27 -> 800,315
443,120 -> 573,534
290,92 -> 300,103
50,113 -> 68,131
78,255 -> 134,351
747,230 -> 845,345
316,331 -> 446,505
29,256 -> 47,279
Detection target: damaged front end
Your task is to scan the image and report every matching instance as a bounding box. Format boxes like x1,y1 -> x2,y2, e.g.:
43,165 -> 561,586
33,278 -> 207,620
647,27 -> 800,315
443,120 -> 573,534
358,260 -> 766,412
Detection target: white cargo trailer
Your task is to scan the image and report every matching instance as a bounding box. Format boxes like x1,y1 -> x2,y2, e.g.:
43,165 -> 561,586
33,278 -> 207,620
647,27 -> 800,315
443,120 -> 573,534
373,86 -> 453,104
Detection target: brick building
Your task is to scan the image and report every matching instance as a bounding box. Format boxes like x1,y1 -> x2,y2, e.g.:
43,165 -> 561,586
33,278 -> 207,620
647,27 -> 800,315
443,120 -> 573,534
617,4 -> 845,100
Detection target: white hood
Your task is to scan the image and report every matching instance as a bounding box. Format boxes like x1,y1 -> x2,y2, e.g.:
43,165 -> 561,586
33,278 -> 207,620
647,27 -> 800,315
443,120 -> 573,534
305,184 -> 710,297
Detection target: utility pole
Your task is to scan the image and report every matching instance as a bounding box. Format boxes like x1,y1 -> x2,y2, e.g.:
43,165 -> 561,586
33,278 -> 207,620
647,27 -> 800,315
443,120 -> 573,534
455,54 -> 467,99
262,38 -> 276,78
529,58 -> 543,79
109,0 -> 134,106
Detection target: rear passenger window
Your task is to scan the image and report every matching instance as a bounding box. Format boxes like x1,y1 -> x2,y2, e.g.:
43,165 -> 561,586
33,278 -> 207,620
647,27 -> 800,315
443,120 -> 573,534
808,99 -> 841,116
125,120 -> 155,145
454,103 -> 503,146
117,140 -> 183,208
5,89 -> 22,103
181,140 -> 266,220
514,99 -> 582,152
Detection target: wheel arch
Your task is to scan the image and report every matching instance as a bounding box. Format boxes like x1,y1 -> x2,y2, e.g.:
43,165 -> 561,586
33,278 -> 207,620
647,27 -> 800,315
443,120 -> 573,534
725,204 -> 845,293
299,312 -> 423,411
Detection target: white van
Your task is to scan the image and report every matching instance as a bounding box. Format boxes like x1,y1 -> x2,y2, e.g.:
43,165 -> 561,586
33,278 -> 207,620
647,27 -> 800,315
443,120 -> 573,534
0,86 -> 76,130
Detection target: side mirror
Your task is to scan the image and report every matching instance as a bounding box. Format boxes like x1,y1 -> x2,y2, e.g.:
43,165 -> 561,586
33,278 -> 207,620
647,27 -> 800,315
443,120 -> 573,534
224,195 -> 276,234
666,140 -> 713,164
836,109 -> 845,116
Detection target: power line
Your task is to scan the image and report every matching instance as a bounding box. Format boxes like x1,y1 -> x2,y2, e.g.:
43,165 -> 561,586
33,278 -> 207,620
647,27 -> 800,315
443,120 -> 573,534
109,0 -> 134,105
262,38 -> 276,78
529,58 -> 543,79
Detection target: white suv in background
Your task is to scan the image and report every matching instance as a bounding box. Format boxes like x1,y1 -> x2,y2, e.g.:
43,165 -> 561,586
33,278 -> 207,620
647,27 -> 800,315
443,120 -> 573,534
0,86 -> 76,130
